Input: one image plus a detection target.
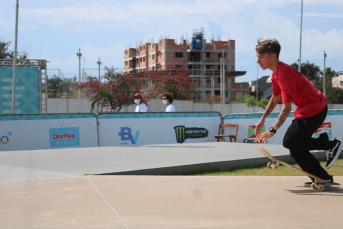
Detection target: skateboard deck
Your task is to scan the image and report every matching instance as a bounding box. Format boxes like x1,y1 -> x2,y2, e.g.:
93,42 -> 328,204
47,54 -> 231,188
259,146 -> 340,191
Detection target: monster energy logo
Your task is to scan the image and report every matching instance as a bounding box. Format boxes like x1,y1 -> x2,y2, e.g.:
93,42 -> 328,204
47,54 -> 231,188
174,125 -> 209,143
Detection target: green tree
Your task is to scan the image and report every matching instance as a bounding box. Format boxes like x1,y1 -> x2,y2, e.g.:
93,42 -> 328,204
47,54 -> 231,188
316,67 -> 343,104
48,75 -> 63,98
245,98 -> 269,113
48,75 -> 76,98
9,51 -> 28,59
326,84 -> 343,104
291,61 -> 322,85
0,41 -> 11,59
0,40 -> 28,59
236,92 -> 255,103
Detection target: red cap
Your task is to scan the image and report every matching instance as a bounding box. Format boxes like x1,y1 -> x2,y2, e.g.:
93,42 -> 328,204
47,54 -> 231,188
134,93 -> 141,98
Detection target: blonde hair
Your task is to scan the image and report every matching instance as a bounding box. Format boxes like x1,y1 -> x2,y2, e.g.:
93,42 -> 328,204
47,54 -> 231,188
255,38 -> 281,59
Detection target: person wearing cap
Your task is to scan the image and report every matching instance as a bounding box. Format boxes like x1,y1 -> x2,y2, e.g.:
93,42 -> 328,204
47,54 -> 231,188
134,93 -> 148,112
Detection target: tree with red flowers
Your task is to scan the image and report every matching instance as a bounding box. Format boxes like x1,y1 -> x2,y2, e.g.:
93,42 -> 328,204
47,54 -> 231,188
145,66 -> 197,100
76,66 -> 196,112
76,67 -> 142,112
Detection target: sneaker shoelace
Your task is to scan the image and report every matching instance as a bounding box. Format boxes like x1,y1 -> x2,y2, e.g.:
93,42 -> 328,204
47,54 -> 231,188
327,151 -> 333,160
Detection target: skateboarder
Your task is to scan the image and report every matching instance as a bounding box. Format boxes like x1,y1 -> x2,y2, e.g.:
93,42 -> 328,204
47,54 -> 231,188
254,38 -> 342,184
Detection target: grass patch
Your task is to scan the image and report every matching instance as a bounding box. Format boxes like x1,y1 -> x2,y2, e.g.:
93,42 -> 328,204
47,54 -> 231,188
195,158 -> 343,176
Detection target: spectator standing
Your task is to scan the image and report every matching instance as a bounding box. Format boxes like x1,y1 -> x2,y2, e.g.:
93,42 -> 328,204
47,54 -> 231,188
162,93 -> 175,112
134,93 -> 147,112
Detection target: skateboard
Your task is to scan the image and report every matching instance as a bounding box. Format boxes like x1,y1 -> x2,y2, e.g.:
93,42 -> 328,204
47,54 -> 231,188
259,147 -> 340,191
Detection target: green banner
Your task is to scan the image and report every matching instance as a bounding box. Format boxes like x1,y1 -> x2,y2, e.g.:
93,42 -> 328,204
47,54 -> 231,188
0,66 -> 39,114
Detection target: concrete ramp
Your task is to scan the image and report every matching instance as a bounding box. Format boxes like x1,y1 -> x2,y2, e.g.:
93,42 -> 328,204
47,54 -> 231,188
0,143 -> 326,182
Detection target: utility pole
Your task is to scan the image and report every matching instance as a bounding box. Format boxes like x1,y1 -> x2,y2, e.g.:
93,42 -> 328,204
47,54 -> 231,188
76,48 -> 82,98
221,50 -> 225,104
323,51 -> 327,96
97,57 -> 102,81
298,0 -> 303,72
220,53 -> 223,103
256,63 -> 258,100
211,69 -> 214,103
147,43 -> 150,92
12,0 -> 19,114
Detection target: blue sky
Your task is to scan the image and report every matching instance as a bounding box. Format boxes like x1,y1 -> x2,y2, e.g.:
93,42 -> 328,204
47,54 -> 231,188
1,0 -> 342,82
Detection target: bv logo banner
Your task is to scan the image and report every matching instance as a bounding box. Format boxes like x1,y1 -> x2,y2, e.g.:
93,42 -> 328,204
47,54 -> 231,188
49,127 -> 80,148
118,127 -> 140,145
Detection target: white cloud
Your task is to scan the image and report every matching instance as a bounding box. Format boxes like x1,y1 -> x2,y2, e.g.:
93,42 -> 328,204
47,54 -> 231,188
34,42 -> 127,78
302,29 -> 343,59
302,13 -> 343,18
2,0 -> 342,82
288,0 -> 343,3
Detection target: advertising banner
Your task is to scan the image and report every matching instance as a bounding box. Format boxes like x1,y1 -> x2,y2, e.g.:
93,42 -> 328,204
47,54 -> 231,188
223,110 -> 343,145
0,66 -> 39,114
0,113 -> 97,151
97,112 -> 221,146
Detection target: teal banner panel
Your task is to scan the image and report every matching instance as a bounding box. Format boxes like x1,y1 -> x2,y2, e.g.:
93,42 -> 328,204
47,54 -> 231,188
0,66 -> 39,114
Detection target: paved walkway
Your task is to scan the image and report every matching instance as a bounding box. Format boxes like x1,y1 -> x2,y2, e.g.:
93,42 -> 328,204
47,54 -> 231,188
1,176 -> 342,228
0,143 -> 341,228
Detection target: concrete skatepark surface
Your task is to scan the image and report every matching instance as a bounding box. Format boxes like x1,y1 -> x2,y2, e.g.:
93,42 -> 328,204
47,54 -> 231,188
0,142 -> 342,228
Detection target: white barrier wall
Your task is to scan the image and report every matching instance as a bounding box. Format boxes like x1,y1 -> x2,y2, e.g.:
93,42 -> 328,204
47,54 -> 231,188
223,110 -> 343,145
48,98 -> 343,114
1,110 -> 341,151
97,112 -> 221,146
0,113 -> 98,151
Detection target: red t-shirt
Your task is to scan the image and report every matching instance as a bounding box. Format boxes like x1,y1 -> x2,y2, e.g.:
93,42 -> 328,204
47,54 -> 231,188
272,62 -> 327,119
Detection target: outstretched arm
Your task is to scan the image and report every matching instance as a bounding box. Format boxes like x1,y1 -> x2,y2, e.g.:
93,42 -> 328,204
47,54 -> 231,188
273,102 -> 291,130
256,102 -> 292,143
255,95 -> 280,135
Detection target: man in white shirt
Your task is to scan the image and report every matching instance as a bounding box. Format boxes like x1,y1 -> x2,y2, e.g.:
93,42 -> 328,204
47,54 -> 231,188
162,93 -> 175,112
134,93 -> 148,112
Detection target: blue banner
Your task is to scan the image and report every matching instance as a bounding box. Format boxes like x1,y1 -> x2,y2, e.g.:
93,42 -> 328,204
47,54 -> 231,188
0,66 -> 39,114
49,127 -> 80,148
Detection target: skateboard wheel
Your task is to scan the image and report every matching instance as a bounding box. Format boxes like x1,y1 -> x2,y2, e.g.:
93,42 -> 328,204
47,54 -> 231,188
272,165 -> 279,170
317,185 -> 325,191
267,162 -> 272,169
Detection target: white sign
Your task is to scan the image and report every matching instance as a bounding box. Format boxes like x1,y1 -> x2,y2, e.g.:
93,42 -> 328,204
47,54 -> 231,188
223,110 -> 343,145
98,112 -> 221,146
0,114 -> 98,151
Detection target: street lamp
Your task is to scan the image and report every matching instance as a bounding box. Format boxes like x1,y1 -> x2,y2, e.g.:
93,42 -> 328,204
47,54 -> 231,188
323,51 -> 327,96
97,57 -> 102,81
256,63 -> 258,100
12,0 -> 19,114
298,0 -> 303,72
76,48 -> 82,98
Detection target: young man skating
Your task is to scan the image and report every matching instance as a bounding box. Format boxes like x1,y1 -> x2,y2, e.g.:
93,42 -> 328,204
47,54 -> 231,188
254,38 -> 342,184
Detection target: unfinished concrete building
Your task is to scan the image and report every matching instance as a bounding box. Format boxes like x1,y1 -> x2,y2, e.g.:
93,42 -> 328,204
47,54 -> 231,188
124,29 -> 249,103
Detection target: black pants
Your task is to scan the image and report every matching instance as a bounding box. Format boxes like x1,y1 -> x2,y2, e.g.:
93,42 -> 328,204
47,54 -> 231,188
283,105 -> 331,180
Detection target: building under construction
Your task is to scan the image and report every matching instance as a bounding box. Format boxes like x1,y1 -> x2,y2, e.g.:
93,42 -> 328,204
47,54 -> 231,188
123,28 -> 249,103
